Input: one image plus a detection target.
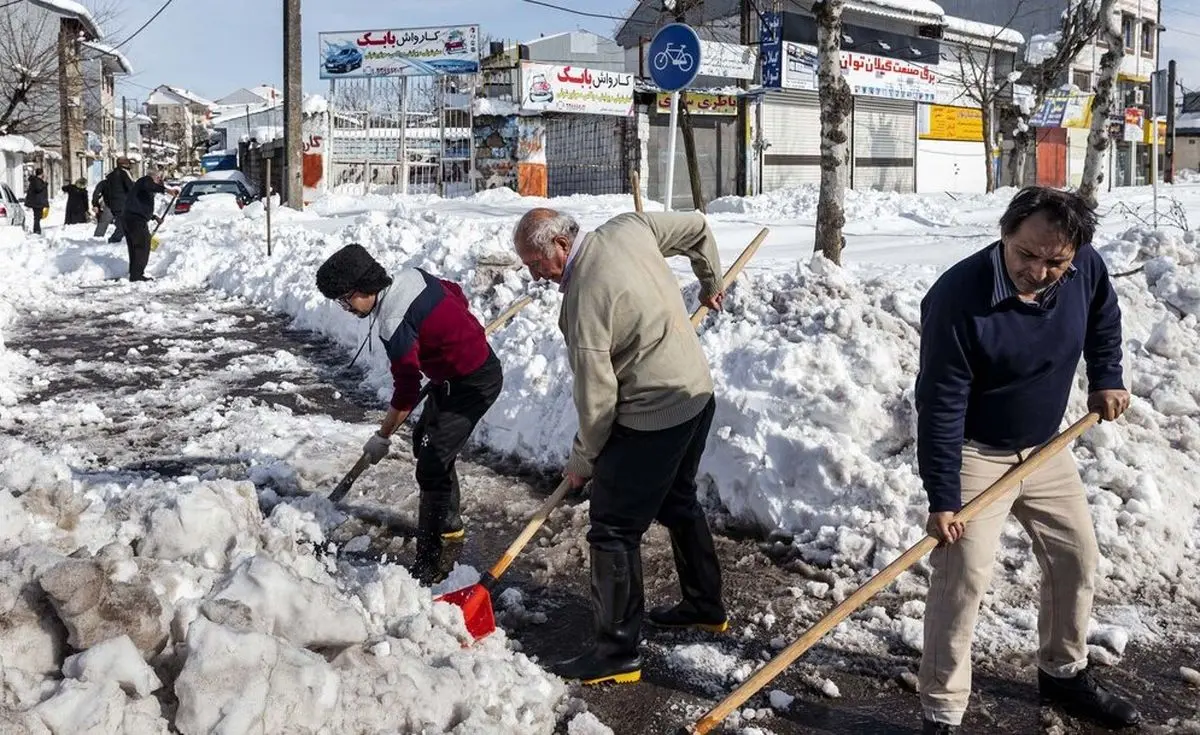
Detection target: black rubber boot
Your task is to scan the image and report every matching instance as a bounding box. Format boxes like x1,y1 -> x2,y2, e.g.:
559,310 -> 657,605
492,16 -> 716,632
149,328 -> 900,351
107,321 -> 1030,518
648,517 -> 728,633
410,491 -> 449,585
921,719 -> 957,734
550,548 -> 644,685
441,472 -> 464,541
1038,668 -> 1141,728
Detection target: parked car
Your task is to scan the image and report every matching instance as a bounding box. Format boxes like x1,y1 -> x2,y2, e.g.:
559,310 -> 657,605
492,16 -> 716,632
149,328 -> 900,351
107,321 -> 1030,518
174,170 -> 260,214
0,183 -> 26,229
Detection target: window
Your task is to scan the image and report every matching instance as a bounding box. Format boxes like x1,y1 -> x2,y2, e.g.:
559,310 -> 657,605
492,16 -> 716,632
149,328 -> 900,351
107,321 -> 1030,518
1142,20 -> 1156,58
1122,14 -> 1136,52
1072,70 -> 1093,91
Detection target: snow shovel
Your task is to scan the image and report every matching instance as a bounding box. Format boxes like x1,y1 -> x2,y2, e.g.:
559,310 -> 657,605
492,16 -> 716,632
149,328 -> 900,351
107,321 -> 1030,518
149,193 -> 179,251
326,294 -> 536,504
436,227 -> 772,642
678,411 -> 1103,735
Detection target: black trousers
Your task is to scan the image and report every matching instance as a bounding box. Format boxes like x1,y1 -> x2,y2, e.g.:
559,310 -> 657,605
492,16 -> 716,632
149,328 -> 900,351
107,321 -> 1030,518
588,396 -> 717,552
412,349 -> 503,533
107,208 -> 126,242
30,206 -> 41,234
123,216 -> 151,281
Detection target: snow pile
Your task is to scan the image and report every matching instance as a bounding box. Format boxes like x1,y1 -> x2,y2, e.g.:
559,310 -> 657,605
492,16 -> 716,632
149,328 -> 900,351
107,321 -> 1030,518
0,433 -> 571,733
0,134 -> 36,154
302,94 -> 329,116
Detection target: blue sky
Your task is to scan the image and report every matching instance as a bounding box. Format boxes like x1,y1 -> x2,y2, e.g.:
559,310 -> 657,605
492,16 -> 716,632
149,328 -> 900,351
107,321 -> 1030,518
106,0 -> 1200,105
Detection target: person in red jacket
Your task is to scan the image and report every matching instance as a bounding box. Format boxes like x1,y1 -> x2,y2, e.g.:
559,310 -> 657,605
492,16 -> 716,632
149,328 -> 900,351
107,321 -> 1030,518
316,243 -> 503,584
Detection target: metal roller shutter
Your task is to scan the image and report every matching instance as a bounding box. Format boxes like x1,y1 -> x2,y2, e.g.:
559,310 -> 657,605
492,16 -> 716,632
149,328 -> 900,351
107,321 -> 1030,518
1067,129 -> 1088,188
853,97 -> 915,192
761,90 -> 820,190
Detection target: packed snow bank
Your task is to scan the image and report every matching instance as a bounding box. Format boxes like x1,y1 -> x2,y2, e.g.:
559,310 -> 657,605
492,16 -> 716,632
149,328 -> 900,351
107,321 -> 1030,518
0,431 -> 571,732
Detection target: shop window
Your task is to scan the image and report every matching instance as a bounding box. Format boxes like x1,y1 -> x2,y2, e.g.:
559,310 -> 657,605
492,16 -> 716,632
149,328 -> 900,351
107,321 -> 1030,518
1122,14 -> 1136,52
1142,21 -> 1156,58
1072,70 -> 1093,91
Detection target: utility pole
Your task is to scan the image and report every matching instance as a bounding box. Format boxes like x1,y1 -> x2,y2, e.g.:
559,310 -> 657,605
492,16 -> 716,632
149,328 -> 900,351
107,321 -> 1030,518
282,0 -> 303,209
736,0 -> 751,196
1166,59 -> 1176,184
121,95 -> 129,158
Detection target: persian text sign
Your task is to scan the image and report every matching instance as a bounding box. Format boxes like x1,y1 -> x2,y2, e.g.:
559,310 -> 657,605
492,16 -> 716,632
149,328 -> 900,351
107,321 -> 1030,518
655,92 -> 738,115
520,62 -> 634,117
920,105 -> 983,142
780,41 -> 937,103
318,25 -> 479,79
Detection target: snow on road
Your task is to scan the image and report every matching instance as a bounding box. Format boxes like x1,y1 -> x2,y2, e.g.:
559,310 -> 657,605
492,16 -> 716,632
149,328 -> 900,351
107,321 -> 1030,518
2,180 -> 1199,733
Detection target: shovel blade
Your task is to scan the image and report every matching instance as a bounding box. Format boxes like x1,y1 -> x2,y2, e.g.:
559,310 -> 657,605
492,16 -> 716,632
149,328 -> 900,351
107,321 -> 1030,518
436,583 -> 495,640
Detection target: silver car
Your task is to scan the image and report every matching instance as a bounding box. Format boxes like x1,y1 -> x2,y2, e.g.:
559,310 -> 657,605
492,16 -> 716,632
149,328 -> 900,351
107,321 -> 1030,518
0,183 -> 26,229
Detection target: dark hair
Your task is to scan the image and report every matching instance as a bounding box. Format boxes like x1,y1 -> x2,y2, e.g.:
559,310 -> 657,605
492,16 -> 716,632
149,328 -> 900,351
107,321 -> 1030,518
999,186 -> 1097,250
315,243 -> 393,298
34,168 -> 43,176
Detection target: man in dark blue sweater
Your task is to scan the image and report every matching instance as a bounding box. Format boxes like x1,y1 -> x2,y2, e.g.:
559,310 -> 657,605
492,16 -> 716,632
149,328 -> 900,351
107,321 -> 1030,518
914,187 -> 1138,734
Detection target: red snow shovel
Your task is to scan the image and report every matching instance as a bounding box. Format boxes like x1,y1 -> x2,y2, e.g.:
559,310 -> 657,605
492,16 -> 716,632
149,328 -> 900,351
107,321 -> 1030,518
437,226 -> 773,641
679,411 -> 1103,734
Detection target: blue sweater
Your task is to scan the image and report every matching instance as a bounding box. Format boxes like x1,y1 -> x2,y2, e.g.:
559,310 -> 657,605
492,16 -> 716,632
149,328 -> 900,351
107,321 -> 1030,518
914,241 -> 1124,512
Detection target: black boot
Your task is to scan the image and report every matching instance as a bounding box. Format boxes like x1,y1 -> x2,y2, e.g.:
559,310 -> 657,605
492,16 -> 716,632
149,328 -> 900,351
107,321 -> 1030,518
550,548 -> 643,685
648,516 -> 728,633
441,471 -> 464,541
1038,668 -> 1141,728
410,491 -> 449,585
921,719 -> 957,734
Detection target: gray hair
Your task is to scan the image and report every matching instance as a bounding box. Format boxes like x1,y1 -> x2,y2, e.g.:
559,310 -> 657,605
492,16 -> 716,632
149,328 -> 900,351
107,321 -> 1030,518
513,208 -> 579,257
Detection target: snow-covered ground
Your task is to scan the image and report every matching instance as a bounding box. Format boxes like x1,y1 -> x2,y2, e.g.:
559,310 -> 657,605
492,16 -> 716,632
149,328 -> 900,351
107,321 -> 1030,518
3,179 -> 1200,732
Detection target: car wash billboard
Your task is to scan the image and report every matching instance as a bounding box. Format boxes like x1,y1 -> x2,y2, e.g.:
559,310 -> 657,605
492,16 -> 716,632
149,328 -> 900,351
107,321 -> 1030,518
318,24 -> 480,78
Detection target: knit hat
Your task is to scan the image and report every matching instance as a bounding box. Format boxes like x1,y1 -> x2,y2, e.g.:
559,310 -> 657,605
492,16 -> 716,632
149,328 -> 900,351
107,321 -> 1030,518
315,243 -> 393,299
74,177 -> 87,188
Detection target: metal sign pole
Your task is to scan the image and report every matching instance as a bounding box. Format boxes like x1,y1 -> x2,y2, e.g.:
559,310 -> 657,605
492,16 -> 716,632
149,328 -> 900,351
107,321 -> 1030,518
664,90 -> 680,212
1151,77 -> 1159,229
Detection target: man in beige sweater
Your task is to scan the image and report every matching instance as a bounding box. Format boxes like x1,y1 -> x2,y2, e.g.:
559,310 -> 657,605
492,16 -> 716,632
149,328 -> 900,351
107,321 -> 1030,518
513,207 -> 728,685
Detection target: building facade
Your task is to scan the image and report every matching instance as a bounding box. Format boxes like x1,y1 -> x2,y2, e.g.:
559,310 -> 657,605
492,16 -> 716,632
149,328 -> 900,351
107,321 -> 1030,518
145,86 -> 215,171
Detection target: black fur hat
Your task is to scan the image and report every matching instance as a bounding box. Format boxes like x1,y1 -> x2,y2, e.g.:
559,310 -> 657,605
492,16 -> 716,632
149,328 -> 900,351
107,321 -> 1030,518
315,243 -> 393,299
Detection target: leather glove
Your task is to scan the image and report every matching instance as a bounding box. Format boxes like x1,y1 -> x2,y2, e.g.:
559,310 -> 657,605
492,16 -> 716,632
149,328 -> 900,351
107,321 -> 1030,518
363,432 -> 390,464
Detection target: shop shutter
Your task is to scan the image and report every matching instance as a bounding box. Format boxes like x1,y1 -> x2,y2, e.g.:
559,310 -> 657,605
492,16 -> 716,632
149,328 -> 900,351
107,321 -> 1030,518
853,96 -> 916,192
761,90 -> 821,190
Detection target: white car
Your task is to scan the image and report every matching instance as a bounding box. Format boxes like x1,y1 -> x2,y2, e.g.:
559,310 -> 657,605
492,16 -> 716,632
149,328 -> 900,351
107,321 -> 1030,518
0,184 -> 26,229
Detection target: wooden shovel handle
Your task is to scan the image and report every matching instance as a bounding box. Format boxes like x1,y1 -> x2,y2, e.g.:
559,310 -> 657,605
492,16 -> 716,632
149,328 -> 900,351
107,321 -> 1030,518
327,451 -> 372,503
631,170 -> 644,213
486,294 -> 533,334
683,412 -> 1102,735
486,477 -> 573,583
690,227 -> 770,327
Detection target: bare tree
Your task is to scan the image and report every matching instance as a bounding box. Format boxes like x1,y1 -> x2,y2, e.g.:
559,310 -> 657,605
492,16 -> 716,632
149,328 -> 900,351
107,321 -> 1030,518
938,8 -> 1025,192
1005,0 -> 1104,186
1078,0 -> 1122,205
0,0 -> 120,141
814,0 -> 850,264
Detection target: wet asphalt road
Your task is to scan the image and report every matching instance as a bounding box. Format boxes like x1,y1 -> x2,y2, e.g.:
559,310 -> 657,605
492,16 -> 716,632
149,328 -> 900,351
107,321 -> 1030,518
9,280 -> 1199,735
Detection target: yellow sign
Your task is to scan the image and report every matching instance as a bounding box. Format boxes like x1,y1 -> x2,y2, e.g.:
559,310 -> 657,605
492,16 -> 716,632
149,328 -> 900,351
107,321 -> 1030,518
1143,118 -> 1166,145
655,92 -> 738,115
919,105 -> 983,142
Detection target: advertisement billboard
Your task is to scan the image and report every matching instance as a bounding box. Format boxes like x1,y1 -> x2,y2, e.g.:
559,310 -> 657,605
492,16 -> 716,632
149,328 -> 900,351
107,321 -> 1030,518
519,62 -> 634,117
318,25 -> 480,79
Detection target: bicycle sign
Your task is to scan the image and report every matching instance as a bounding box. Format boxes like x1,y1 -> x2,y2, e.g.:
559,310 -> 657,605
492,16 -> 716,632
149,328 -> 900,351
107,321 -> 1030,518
648,23 -> 702,91
654,43 -> 695,73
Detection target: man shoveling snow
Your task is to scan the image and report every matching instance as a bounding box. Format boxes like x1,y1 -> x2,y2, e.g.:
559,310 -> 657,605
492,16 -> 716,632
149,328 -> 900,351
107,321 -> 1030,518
316,243 -> 504,585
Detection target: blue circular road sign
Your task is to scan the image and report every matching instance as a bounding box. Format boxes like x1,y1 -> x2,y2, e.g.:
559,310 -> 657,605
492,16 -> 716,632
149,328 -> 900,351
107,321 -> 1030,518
648,23 -> 702,92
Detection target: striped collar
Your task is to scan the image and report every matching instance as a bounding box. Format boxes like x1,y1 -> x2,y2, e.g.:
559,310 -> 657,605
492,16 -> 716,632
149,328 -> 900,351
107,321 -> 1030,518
990,241 -> 1077,308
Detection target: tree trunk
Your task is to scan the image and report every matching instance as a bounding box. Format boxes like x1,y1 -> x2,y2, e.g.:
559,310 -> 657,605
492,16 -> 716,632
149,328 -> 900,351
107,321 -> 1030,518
1010,129 -> 1032,187
982,101 -> 996,193
813,0 -> 850,264
1078,0 -> 1123,207
679,98 -> 706,212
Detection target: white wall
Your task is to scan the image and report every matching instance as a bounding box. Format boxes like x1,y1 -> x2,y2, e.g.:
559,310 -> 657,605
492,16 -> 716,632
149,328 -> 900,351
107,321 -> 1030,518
916,139 -> 987,194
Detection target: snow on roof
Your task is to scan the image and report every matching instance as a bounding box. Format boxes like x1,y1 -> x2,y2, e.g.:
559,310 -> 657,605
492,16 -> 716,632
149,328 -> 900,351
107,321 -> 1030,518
116,107 -> 153,124
151,85 -> 215,109
848,0 -> 944,23
302,94 -> 328,116
81,40 -> 133,74
250,85 -> 281,101
1176,112 -> 1200,133
0,135 -> 36,154
943,16 -> 1024,46
26,0 -> 101,38
1026,33 -> 1060,65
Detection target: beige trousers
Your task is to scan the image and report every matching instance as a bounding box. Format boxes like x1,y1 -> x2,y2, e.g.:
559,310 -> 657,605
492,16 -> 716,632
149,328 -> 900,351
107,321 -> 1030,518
919,441 -> 1100,726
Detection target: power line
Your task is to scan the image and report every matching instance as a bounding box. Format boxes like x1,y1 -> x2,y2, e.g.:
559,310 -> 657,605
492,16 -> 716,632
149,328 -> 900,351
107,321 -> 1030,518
111,0 -> 177,51
520,0 -> 661,27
